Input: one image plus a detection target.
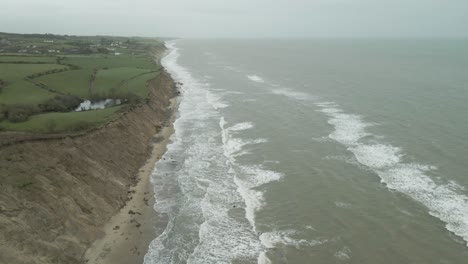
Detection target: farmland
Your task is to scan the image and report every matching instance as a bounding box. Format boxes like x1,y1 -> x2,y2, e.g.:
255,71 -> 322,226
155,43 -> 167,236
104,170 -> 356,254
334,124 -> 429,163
0,32 -> 165,133
0,106 -> 123,133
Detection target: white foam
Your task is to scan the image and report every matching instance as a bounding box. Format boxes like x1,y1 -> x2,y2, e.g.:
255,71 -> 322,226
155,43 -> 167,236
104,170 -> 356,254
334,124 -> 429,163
233,165 -> 283,231
234,177 -> 264,230
317,101 -> 468,246
224,66 -> 241,72
228,121 -> 255,132
146,41 -> 267,264
259,230 -> 325,249
257,252 -> 272,264
220,119 -> 267,160
334,246 -> 352,260
220,118 -> 283,234
271,88 -> 312,101
219,118 -> 287,264
148,46 -> 286,263
241,165 -> 282,187
334,201 -> 352,208
224,91 -> 245,95
351,144 -> 401,169
206,90 -> 229,109
247,75 -> 265,83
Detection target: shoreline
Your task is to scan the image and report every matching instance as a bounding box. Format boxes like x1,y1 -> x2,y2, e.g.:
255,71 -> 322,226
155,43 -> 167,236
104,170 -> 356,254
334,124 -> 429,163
84,97 -> 177,264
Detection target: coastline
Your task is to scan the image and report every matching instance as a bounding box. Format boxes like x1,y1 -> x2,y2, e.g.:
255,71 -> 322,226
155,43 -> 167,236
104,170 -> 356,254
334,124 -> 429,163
84,99 -> 176,264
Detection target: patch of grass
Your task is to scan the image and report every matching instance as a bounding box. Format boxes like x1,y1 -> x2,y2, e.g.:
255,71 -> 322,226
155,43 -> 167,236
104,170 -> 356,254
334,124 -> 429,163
63,54 -> 158,70
0,80 -> 56,105
35,69 -> 93,98
93,67 -> 153,96
118,72 -> 158,98
0,55 -> 57,63
0,63 -> 68,82
0,106 -> 123,133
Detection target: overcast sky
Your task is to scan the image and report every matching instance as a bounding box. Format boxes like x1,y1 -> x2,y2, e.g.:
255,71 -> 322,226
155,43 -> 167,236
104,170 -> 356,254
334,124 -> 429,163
1,0 -> 467,38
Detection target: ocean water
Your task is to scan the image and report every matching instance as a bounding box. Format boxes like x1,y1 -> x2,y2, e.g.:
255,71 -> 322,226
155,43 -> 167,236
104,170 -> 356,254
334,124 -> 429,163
144,39 -> 468,264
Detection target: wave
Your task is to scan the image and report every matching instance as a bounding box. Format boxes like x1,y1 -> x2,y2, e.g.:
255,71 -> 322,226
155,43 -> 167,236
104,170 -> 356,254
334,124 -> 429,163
220,118 -> 282,232
317,102 -> 468,246
220,118 -> 286,263
146,41 -> 265,264
145,41 -> 286,264
247,75 -> 265,83
271,88 -> 312,101
266,84 -> 468,247
259,230 -> 326,249
334,246 -> 352,260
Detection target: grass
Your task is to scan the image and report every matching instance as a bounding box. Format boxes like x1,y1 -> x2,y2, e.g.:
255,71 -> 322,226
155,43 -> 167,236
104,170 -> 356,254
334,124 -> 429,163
93,67 -> 154,96
63,54 -> 158,70
118,72 -> 158,98
0,63 -> 67,82
0,55 -> 58,63
0,80 -> 56,105
35,69 -> 93,99
0,105 -> 123,133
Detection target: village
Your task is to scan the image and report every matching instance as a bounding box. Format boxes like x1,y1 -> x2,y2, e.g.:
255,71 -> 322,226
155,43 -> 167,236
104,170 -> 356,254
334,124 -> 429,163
0,32 -> 138,56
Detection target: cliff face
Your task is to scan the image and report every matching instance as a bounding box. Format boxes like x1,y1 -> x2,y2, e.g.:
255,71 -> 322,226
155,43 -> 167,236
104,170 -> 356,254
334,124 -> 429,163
0,71 -> 176,264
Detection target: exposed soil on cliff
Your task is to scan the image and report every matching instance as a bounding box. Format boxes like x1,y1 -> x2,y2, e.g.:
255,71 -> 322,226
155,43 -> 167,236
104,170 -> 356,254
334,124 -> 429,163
0,71 -> 177,264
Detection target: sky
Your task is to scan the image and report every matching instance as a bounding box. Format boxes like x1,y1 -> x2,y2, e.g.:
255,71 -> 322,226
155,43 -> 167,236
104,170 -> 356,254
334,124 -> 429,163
1,0 -> 467,38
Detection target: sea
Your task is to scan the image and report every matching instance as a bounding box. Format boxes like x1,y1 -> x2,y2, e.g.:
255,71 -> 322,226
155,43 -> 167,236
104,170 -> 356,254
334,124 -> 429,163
143,39 -> 468,264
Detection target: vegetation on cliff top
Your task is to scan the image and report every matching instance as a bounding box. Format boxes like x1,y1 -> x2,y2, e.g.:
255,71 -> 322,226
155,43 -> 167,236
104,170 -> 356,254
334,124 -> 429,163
0,32 -> 165,133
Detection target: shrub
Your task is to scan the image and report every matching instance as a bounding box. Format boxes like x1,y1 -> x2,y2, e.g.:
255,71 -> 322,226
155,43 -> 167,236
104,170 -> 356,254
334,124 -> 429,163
5,104 -> 39,123
40,95 -> 82,112
110,90 -> 142,105
98,48 -> 110,54
89,93 -> 107,101
122,92 -> 142,106
91,90 -> 142,107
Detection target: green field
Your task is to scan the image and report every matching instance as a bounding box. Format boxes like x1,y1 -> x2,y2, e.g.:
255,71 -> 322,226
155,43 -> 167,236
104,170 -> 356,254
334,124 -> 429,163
0,63 -> 67,82
0,106 -> 123,133
35,68 -> 93,98
0,80 -> 56,105
93,67 -> 155,96
118,72 -> 158,98
0,55 -> 58,63
63,54 -> 158,70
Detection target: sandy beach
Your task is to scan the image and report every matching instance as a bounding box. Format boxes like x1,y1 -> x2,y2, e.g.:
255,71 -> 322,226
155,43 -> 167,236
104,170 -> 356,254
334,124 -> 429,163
84,99 -> 176,264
